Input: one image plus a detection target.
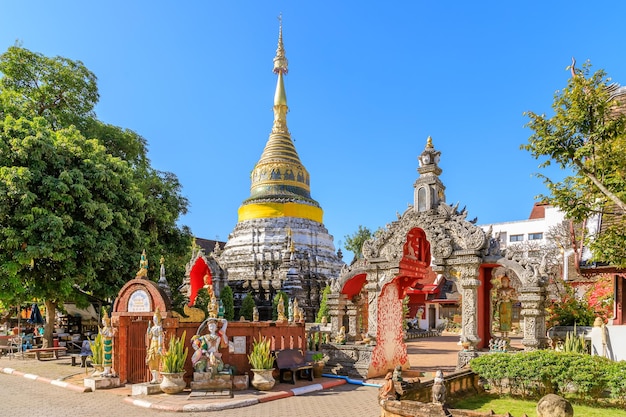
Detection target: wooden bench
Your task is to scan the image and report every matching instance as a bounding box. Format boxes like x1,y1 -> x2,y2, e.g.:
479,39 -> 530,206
275,348 -> 313,384
25,347 -> 67,360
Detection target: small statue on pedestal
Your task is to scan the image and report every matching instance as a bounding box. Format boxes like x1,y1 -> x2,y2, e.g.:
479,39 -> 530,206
191,318 -> 228,376
432,370 -> 446,405
101,309 -> 117,377
378,371 -> 397,402
335,326 -> 346,344
136,249 -> 149,278
145,308 -> 164,383
277,294 -> 287,321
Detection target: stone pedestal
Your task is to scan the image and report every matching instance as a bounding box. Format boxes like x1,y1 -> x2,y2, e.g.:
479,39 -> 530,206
232,374 -> 249,390
322,343 -> 374,379
131,382 -> 163,396
84,376 -> 121,391
189,372 -> 233,398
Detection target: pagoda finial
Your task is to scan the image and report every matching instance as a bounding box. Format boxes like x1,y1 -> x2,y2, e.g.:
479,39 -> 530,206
426,136 -> 433,148
273,13 -> 288,75
272,15 -> 289,133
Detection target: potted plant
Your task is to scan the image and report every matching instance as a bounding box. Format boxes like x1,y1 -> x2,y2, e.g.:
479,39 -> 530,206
248,333 -> 275,390
311,352 -> 327,378
88,333 -> 104,376
160,331 -> 188,394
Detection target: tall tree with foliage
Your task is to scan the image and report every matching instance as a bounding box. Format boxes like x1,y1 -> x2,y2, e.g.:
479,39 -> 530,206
523,60 -> 626,267
239,293 -> 256,321
344,225 -> 372,261
220,285 -> 234,321
0,45 -> 191,344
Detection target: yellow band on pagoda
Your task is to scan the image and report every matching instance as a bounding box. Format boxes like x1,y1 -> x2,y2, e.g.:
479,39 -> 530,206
238,202 -> 323,223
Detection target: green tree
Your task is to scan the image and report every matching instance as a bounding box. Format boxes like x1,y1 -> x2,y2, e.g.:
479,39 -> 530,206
315,285 -> 331,323
239,293 -> 255,321
344,225 -> 372,261
221,285 -> 234,321
0,45 -> 191,344
272,291 -> 288,321
523,60 -> 626,267
0,116 -> 145,341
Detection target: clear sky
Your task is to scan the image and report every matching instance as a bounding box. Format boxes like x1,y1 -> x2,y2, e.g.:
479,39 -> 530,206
2,1 -> 625,254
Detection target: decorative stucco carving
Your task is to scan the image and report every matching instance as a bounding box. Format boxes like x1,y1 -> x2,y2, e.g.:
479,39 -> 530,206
361,202 -> 487,268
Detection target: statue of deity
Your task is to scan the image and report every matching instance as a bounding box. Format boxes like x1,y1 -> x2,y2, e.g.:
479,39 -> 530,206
191,318 -> 228,376
432,370 -> 446,405
496,276 -> 516,338
288,298 -> 294,322
335,326 -> 346,344
378,371 -> 397,402
136,249 -> 149,278
100,309 -> 116,377
293,298 -> 300,321
253,306 -> 259,322
207,286 -> 219,318
145,308 -> 164,383
276,294 -> 287,321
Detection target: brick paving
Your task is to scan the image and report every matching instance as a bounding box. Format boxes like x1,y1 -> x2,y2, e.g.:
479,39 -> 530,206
0,332 -> 478,416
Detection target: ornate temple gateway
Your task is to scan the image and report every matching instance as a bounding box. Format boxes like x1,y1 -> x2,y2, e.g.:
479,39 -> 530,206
326,138 -> 550,378
181,22 -> 343,321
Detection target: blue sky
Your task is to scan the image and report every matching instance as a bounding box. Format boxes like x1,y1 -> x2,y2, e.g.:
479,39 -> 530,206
2,2 -> 625,254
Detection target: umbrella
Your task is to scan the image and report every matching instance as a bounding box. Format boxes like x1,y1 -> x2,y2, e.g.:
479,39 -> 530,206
28,303 -> 44,325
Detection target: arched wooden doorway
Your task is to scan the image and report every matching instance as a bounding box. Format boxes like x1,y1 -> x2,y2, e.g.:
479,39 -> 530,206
112,278 -> 171,384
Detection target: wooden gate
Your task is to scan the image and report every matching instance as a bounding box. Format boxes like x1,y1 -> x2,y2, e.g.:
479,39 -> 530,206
127,317 -> 149,384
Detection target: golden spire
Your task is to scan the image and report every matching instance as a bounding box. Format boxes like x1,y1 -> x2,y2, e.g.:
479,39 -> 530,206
426,136 -> 433,148
272,14 -> 288,134
273,14 -> 288,76
238,17 -> 323,224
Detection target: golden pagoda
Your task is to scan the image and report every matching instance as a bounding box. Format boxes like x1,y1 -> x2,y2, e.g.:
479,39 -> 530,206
213,18 -> 343,321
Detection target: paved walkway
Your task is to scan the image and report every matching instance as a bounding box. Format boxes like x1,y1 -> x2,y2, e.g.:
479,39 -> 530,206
0,332 -> 489,414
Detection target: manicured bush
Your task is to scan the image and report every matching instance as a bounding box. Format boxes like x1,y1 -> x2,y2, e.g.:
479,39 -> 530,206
220,285 -> 234,321
606,360 -> 626,406
470,350 -> 621,403
315,285 -> 331,323
239,293 -> 255,321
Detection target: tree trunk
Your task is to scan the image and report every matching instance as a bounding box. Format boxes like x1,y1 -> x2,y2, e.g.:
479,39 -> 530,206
43,300 -> 57,348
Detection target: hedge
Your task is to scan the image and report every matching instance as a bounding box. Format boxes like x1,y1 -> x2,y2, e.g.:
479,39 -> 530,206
470,350 -> 626,405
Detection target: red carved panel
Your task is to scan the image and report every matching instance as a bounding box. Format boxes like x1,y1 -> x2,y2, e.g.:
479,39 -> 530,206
369,281 -> 408,378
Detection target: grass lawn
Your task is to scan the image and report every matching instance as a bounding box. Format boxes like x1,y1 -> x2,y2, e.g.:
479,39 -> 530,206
450,393 -> 626,417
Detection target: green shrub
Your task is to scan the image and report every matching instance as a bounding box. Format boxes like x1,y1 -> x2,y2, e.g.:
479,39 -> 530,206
606,360 -> 626,405
220,285 -> 234,321
470,353 -> 512,394
239,293 -> 255,321
162,331 -> 188,373
88,332 -> 103,365
248,333 -> 274,370
470,350 -> 620,402
315,285 -> 331,323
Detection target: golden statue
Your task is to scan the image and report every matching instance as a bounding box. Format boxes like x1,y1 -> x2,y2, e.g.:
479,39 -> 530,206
207,285 -> 218,319
145,308 -> 164,383
497,276 -> 516,338
136,249 -> 148,278
277,293 -> 287,321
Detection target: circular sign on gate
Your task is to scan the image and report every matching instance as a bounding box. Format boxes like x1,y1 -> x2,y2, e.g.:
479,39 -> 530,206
128,289 -> 151,312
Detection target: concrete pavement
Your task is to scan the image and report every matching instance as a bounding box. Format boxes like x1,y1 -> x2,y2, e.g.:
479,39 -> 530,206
0,332 -> 473,414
